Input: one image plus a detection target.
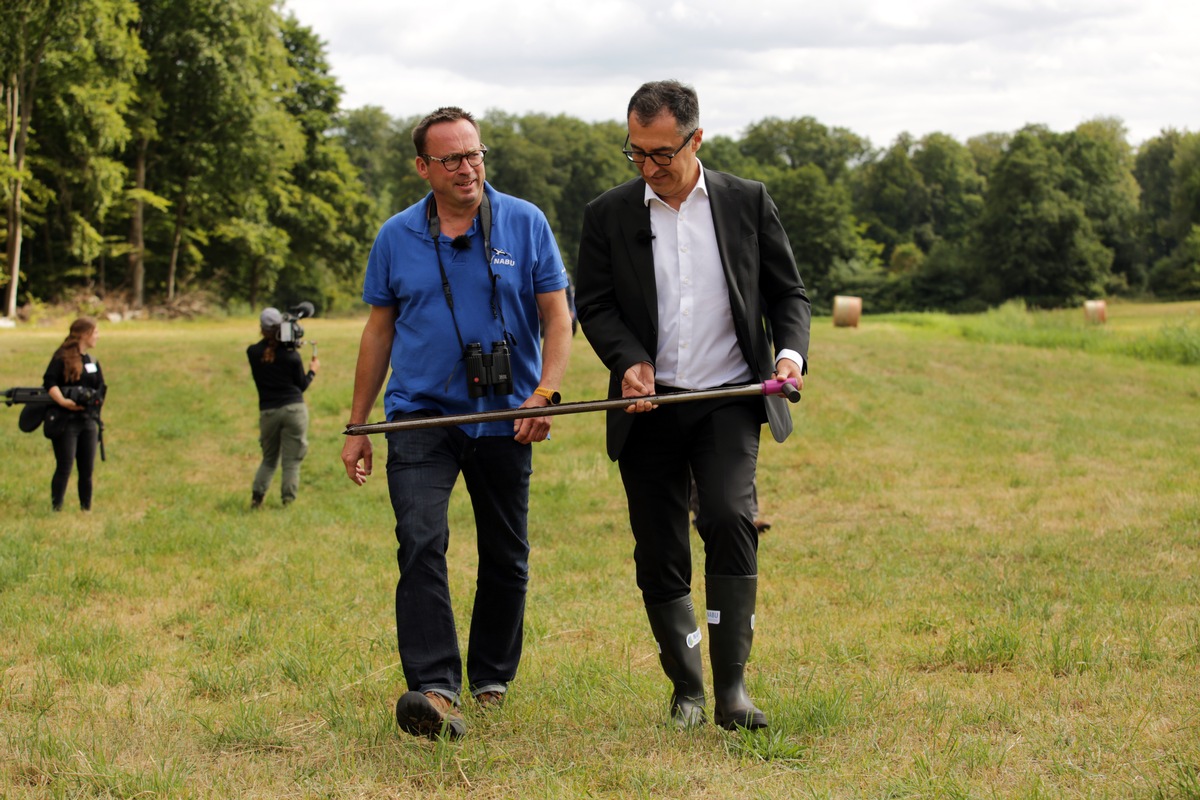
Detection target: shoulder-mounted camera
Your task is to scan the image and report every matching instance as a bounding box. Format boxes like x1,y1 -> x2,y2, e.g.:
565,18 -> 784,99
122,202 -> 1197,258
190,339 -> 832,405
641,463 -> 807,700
278,302 -> 315,350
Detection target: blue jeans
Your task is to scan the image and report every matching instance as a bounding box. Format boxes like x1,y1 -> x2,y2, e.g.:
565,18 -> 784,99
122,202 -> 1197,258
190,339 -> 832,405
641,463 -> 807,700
385,418 -> 532,701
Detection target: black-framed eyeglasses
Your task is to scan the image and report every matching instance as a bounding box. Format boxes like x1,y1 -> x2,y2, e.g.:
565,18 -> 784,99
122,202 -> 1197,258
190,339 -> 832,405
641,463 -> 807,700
622,128 -> 697,166
421,146 -> 488,171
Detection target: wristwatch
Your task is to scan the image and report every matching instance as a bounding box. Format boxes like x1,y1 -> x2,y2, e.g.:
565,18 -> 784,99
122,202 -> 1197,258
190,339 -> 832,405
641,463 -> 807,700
534,386 -> 561,405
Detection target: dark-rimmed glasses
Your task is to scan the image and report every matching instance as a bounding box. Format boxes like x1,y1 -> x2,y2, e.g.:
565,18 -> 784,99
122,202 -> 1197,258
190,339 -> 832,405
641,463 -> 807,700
622,128 -> 697,166
421,146 -> 488,171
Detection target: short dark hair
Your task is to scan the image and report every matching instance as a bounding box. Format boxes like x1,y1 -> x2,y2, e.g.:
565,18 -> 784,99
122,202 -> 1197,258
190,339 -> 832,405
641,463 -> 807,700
627,80 -> 699,136
412,107 -> 479,155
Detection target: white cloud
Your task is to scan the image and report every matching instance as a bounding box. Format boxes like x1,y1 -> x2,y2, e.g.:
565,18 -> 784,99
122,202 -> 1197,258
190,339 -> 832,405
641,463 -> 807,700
283,0 -> 1198,147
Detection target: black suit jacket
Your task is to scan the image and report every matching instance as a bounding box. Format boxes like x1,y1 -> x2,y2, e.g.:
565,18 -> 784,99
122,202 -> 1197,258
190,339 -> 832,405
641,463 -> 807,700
576,168 -> 811,461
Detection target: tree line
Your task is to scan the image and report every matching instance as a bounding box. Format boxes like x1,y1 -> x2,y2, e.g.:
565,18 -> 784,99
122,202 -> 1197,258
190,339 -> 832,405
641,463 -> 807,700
4,0 -> 1199,320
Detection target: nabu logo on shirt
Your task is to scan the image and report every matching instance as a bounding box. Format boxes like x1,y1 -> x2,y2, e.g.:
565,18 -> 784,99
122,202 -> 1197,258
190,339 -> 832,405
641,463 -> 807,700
491,248 -> 517,267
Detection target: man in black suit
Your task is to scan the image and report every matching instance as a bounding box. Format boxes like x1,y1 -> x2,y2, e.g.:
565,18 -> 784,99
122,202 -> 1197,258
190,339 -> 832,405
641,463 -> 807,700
576,80 -> 810,731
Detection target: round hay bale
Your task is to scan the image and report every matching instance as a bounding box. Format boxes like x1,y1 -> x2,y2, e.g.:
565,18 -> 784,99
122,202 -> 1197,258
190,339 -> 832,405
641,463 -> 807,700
832,295 -> 862,328
1084,299 -> 1107,324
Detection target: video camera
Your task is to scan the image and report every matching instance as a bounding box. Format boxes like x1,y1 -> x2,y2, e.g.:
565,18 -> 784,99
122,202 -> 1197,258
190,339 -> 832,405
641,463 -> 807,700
5,385 -> 106,457
4,385 -> 104,413
278,301 -> 315,350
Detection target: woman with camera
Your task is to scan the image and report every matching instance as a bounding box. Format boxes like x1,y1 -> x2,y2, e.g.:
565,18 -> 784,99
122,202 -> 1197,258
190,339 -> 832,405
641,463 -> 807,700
42,317 -> 106,512
247,307 -> 319,508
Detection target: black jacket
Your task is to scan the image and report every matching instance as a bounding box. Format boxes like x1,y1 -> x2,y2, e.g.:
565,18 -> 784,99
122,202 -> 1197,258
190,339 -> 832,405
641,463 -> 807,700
247,340 -> 313,410
575,169 -> 811,460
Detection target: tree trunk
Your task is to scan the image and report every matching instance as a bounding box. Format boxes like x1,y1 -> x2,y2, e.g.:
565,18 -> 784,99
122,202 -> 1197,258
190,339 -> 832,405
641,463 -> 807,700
167,196 -> 187,301
3,4 -> 57,319
249,257 -> 260,309
3,184 -> 22,319
129,135 -> 147,308
4,75 -> 24,319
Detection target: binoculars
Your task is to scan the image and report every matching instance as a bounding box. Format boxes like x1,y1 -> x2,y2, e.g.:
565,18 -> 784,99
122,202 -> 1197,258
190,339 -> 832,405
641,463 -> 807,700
464,341 -> 513,399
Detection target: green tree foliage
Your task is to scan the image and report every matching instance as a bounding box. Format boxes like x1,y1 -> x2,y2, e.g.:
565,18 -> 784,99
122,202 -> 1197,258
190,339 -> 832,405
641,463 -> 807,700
1147,131 -> 1200,298
338,105 -> 409,218
976,126 -> 1112,307
1134,130 -> 1181,267
129,0 -> 305,306
966,132 -> 1010,183
697,134 -> 755,177
2,0 -> 143,318
1167,132 -> 1200,242
852,133 -> 929,260
265,15 -> 374,311
911,132 -> 985,246
906,239 -> 987,312
771,163 -> 880,306
1059,118 -> 1141,292
729,117 -> 881,307
740,116 -> 868,185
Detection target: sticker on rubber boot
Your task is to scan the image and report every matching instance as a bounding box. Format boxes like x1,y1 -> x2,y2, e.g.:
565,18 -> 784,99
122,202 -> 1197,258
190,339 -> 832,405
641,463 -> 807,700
707,610 -> 720,625
686,629 -> 702,648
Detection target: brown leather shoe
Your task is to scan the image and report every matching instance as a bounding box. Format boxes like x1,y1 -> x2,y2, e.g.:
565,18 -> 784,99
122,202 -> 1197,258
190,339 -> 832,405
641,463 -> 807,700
395,691 -> 465,740
474,690 -> 505,709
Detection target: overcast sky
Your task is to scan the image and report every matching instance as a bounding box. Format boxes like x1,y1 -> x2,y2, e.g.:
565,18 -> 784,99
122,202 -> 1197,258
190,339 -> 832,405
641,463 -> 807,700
282,0 -> 1196,149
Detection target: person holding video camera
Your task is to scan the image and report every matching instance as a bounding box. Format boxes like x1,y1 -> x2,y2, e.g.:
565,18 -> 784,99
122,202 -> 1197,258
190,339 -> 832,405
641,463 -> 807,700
42,317 -> 107,512
247,307 -> 319,508
341,106 -> 572,740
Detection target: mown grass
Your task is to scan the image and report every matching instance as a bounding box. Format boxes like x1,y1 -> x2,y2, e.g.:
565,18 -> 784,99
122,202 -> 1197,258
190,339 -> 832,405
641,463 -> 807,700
0,301 -> 1198,799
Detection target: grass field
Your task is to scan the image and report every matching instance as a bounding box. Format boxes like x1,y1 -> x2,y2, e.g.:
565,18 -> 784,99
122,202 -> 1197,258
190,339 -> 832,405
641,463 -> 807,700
1,300 -> 1198,799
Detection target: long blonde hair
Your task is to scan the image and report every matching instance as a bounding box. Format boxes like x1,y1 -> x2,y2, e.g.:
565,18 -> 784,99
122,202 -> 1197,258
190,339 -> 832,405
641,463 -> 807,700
54,317 -> 97,382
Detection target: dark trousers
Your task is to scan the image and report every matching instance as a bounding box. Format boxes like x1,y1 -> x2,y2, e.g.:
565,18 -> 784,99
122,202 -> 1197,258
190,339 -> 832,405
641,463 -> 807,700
385,419 -> 532,700
51,416 -> 98,510
618,393 -> 762,606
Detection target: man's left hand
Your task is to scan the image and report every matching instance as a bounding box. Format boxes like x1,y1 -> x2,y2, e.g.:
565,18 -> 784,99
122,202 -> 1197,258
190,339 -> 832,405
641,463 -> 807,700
773,357 -> 804,391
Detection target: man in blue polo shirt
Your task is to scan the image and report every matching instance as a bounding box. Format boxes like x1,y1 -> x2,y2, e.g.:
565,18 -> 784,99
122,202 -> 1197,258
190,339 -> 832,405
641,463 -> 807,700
341,106 -> 572,740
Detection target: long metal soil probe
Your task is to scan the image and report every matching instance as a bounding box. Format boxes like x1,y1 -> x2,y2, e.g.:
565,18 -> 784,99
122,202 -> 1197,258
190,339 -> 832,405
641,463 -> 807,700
343,379 -> 801,436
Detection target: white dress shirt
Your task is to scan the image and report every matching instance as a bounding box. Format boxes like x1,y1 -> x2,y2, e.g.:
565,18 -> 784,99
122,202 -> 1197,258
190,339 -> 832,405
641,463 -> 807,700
644,165 -> 802,390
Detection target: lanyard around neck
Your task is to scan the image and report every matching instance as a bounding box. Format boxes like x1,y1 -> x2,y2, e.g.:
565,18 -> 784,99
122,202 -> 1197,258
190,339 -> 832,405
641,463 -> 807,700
426,193 -> 513,355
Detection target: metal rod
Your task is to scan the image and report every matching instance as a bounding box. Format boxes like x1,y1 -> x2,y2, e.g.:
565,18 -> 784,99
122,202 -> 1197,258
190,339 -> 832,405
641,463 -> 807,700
344,379 -> 800,436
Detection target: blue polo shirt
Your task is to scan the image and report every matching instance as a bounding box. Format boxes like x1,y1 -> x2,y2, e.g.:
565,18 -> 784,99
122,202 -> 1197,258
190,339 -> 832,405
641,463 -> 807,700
363,183 -> 568,437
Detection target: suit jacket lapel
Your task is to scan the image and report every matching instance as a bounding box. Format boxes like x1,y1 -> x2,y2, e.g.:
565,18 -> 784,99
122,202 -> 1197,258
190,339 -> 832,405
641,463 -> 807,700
706,171 -> 749,328
618,182 -> 658,333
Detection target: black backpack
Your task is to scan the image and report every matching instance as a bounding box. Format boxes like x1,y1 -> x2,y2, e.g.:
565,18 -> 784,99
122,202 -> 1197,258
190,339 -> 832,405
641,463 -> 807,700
19,402 -> 47,433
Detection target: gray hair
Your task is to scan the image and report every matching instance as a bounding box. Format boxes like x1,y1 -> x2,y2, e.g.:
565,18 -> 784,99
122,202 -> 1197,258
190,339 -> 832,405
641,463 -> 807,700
627,80 -> 699,136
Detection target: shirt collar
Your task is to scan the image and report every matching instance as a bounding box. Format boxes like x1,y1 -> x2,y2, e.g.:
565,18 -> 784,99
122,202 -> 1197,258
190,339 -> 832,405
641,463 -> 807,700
642,161 -> 709,208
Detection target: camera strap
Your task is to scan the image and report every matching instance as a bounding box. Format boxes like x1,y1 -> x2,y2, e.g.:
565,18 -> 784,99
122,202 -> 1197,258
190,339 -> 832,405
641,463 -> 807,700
426,192 -> 513,361
427,193 -> 517,393
427,192 -> 492,263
